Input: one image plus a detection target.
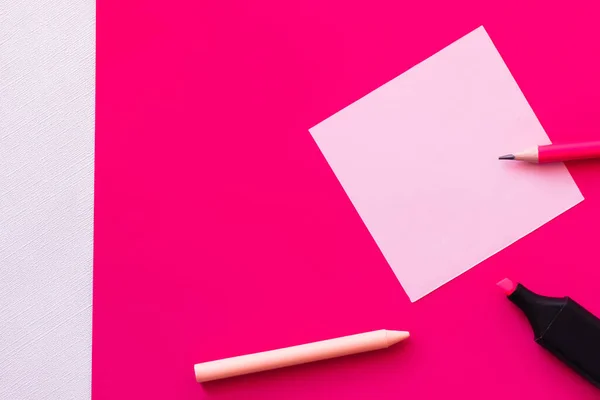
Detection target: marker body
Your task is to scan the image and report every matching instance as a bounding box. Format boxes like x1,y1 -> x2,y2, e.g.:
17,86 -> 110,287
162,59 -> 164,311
194,329 -> 409,382
504,282 -> 600,387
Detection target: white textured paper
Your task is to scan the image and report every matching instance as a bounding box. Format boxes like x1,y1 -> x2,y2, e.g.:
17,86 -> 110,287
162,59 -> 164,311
0,0 -> 95,398
310,27 -> 583,302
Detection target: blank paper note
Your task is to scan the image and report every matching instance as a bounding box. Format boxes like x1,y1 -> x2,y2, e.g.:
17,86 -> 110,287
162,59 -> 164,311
309,26 -> 583,302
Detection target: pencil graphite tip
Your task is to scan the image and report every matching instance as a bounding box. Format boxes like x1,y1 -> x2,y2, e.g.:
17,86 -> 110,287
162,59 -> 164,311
498,154 -> 515,160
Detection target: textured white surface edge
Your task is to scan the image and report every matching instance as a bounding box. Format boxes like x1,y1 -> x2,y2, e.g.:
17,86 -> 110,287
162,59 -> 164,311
0,0 -> 95,398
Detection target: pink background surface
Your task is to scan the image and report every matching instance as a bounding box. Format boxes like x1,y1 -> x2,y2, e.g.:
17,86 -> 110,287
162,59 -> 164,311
93,1 -> 600,399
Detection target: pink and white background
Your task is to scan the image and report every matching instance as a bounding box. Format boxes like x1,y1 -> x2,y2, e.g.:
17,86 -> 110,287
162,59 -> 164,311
4,0 -> 600,399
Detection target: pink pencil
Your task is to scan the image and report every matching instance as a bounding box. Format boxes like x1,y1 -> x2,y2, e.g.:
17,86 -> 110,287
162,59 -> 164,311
499,141 -> 600,163
194,329 -> 409,382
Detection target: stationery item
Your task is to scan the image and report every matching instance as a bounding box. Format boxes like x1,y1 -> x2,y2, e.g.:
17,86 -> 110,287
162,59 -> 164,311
498,278 -> 600,387
194,329 -> 409,382
309,26 -> 583,302
499,141 -> 600,163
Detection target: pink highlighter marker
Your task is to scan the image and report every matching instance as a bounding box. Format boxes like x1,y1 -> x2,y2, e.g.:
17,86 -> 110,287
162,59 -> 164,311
498,278 -> 600,387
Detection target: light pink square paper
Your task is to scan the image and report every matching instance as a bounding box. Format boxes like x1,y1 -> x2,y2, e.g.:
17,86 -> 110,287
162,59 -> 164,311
309,26 -> 583,301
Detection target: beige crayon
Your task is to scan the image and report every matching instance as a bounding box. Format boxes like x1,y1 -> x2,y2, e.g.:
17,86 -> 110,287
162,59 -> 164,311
194,329 -> 409,382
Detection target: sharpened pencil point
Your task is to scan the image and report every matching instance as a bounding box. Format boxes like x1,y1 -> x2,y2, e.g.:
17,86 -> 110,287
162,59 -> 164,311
498,154 -> 515,160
